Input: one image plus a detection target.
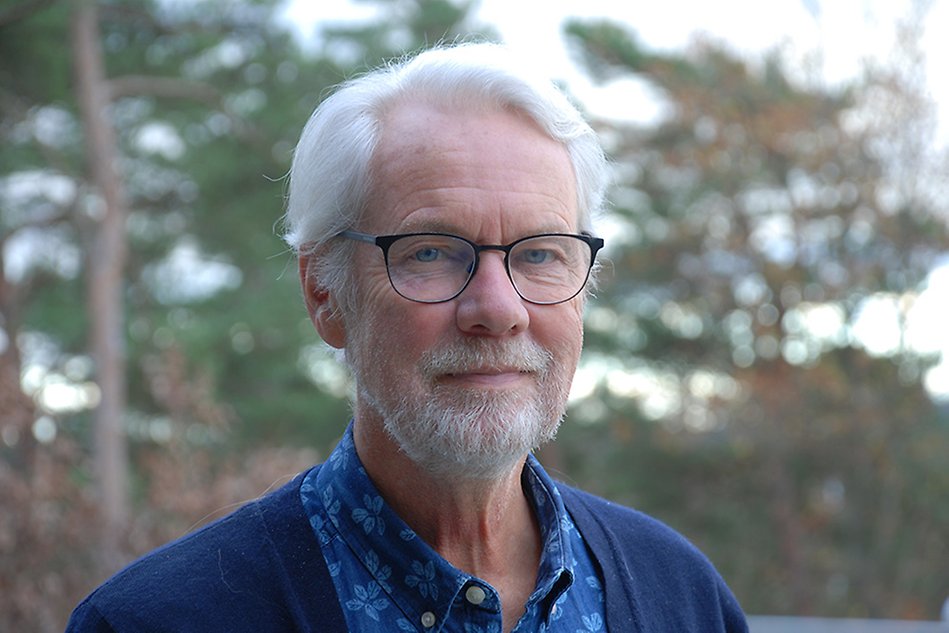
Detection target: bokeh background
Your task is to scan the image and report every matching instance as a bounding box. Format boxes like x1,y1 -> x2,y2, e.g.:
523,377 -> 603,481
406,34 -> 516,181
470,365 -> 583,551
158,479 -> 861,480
1,1 -> 947,630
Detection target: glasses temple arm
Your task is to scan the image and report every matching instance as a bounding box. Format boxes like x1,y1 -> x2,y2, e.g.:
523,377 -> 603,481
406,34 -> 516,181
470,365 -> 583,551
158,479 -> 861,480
337,230 -> 378,245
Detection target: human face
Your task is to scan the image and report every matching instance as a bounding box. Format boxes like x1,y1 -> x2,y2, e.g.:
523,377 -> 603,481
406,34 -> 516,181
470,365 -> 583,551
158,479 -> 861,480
344,102 -> 585,479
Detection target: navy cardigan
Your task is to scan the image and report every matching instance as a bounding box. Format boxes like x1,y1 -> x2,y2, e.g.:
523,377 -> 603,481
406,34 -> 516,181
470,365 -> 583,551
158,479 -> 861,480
66,466 -> 747,632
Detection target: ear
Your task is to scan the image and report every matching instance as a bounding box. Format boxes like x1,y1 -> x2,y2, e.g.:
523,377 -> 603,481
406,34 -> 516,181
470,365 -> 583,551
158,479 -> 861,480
299,253 -> 346,349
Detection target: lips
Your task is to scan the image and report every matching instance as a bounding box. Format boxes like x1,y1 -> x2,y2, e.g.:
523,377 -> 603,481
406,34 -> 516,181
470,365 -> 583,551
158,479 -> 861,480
444,367 -> 532,377
438,369 -> 531,389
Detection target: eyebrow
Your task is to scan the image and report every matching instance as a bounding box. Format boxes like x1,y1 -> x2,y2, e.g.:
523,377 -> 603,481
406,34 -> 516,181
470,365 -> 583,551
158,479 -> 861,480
394,219 -> 575,238
395,218 -> 465,235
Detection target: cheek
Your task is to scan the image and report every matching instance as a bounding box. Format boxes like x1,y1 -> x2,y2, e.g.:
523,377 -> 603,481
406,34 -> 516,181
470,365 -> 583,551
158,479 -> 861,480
353,294 -> 452,363
533,303 -> 584,361
359,265 -> 395,307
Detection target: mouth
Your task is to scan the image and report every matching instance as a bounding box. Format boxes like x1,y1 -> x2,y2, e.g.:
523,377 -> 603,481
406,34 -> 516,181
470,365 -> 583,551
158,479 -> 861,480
440,367 -> 533,388
445,365 -> 531,376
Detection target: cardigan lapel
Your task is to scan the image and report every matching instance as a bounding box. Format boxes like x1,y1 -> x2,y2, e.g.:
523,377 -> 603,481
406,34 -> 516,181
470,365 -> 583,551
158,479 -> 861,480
557,483 -> 642,632
257,468 -> 348,632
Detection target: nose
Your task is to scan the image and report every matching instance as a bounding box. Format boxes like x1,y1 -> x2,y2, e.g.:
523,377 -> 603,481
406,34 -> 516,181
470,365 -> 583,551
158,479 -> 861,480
455,253 -> 529,336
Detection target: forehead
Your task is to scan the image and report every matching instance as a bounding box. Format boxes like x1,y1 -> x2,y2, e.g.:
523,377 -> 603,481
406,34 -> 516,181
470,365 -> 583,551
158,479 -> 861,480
364,101 -> 579,236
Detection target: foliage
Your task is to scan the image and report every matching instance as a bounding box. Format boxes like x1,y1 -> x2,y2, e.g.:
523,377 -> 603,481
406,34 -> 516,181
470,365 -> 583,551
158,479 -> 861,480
564,18 -> 949,619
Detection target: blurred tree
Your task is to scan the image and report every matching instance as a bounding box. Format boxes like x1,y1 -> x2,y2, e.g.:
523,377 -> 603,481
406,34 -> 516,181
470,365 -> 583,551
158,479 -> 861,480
564,14 -> 948,619
0,0 -> 488,629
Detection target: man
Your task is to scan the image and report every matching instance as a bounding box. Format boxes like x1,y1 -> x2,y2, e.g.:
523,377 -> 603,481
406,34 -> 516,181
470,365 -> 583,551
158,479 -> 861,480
67,43 -> 748,632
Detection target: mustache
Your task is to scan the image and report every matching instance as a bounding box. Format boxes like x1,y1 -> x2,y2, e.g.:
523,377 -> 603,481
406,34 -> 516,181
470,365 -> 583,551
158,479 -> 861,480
420,338 -> 552,377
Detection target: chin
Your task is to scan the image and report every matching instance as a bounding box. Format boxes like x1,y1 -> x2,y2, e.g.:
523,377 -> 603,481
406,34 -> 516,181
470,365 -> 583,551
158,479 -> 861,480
386,403 -> 563,481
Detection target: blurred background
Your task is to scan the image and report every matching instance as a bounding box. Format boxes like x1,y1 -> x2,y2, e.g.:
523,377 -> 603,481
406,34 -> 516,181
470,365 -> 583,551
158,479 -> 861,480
1,0 -> 947,630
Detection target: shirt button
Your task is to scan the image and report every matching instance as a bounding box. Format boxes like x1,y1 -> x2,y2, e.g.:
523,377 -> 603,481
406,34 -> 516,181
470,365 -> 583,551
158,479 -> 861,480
421,611 -> 436,628
465,585 -> 487,606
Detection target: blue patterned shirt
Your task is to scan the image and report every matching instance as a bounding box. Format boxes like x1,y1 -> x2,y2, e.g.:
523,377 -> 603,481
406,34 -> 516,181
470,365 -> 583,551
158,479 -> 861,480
300,425 -> 607,632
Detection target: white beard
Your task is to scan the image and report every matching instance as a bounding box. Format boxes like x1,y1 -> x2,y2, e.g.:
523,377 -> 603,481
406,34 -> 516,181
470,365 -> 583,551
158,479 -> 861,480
357,337 -> 568,480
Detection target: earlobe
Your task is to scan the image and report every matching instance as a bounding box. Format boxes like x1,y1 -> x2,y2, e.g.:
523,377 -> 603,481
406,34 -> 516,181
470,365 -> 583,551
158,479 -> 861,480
299,254 -> 346,349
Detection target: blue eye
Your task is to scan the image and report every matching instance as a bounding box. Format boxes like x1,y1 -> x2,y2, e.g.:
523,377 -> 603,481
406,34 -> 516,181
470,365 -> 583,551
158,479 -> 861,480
414,247 -> 441,262
522,249 -> 552,264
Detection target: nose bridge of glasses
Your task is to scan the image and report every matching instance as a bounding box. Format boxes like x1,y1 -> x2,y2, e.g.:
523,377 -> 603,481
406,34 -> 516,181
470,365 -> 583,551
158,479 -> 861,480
468,244 -> 510,280
472,243 -> 513,268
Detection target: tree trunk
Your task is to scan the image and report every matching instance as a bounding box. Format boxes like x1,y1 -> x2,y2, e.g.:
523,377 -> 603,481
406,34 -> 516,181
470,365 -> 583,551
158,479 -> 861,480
71,0 -> 130,573
0,246 -> 33,452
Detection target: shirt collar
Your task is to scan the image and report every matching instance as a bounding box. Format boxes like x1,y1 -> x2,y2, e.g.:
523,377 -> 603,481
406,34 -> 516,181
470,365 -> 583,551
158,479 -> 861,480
521,456 -> 576,618
314,424 -> 575,629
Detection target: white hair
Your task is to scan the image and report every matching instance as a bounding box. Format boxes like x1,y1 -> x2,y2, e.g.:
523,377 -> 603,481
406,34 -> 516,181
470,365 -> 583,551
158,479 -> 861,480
282,42 -> 608,260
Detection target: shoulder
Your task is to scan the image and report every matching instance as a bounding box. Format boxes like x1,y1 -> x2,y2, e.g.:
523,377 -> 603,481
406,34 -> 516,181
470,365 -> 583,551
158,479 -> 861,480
67,467 -> 324,632
558,481 -> 719,577
558,482 -> 700,556
558,482 -> 748,632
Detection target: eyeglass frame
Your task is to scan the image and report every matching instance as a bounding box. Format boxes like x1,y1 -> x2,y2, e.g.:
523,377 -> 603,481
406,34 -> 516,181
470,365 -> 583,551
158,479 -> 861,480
337,229 -> 605,305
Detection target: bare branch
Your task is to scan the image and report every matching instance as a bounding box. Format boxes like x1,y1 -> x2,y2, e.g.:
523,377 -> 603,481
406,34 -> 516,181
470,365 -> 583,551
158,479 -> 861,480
107,75 -> 270,149
98,3 -> 275,39
107,75 -> 221,104
0,0 -> 57,28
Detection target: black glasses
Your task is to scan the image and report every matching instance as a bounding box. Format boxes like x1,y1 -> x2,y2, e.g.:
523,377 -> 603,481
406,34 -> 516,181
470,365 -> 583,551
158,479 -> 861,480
338,230 -> 604,305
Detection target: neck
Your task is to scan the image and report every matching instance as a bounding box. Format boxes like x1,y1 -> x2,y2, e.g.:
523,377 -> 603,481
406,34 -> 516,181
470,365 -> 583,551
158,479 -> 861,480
352,411 -> 543,627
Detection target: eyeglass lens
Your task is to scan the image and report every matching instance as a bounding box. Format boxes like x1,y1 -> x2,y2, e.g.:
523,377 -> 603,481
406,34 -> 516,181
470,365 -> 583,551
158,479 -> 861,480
384,234 -> 593,304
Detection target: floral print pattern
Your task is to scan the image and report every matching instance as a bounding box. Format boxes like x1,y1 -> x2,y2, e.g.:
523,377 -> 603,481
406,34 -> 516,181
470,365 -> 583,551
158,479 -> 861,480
300,424 -> 606,631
